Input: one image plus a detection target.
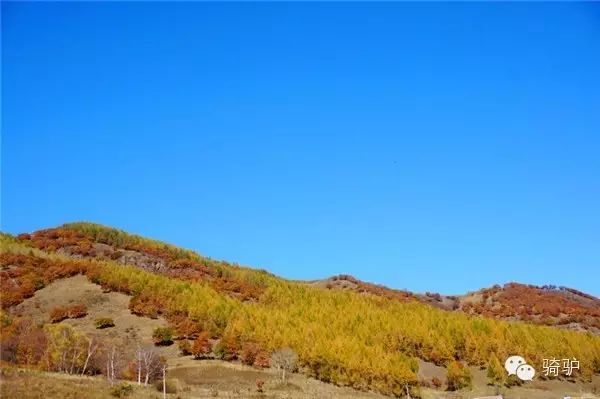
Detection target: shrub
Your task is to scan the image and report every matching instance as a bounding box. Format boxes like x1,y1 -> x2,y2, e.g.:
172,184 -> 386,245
240,342 -> 260,366
178,339 -> 192,355
129,295 -> 159,319
171,316 -> 201,339
67,304 -> 87,318
95,317 -> 115,329
216,333 -> 239,360
256,379 -> 265,393
446,361 -> 472,391
154,379 -> 177,394
49,307 -> 68,323
110,383 -> 133,398
152,327 -> 173,346
241,343 -> 269,368
213,341 -> 226,360
49,304 -> 88,323
191,331 -> 212,359
431,376 -> 442,389
254,350 -> 270,368
505,373 -> 523,387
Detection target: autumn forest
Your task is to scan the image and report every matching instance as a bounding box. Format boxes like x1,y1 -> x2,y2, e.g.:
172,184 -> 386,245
1,223 -> 600,397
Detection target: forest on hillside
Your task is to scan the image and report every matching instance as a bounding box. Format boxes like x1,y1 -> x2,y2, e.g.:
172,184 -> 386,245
2,224 -> 600,397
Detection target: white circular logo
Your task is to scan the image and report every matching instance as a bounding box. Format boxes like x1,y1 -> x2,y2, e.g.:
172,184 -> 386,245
516,364 -> 535,381
504,355 -> 526,375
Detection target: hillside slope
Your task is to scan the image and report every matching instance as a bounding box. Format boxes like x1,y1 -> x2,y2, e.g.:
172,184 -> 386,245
20,223 -> 600,334
310,276 -> 600,334
459,282 -> 600,333
2,223 -> 600,397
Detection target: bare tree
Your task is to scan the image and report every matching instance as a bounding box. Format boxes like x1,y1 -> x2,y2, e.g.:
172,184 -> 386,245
105,348 -> 113,385
68,339 -> 84,375
135,345 -> 143,385
105,346 -> 123,386
81,336 -> 99,375
162,364 -> 168,399
270,348 -> 298,382
57,326 -> 74,373
139,346 -> 163,386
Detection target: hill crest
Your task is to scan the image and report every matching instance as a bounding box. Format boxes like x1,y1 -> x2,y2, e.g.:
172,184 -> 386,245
15,222 -> 600,334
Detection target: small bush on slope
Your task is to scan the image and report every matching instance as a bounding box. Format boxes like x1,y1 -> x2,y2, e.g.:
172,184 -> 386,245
152,327 -> 173,346
446,361 -> 472,391
49,307 -> 69,323
110,383 -> 133,398
94,317 -> 115,329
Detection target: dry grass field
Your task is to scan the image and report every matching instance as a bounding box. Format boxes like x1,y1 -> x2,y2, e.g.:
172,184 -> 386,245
3,364 -> 600,399
0,368 -> 161,399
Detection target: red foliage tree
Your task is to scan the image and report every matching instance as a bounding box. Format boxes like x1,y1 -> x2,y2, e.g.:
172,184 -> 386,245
191,331 -> 212,359
240,342 -> 260,366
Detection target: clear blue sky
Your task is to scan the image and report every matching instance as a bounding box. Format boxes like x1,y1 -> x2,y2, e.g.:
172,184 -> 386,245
2,3 -> 599,296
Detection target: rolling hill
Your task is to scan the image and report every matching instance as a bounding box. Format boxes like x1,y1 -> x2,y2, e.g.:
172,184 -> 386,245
2,222 -> 600,398
310,275 -> 600,334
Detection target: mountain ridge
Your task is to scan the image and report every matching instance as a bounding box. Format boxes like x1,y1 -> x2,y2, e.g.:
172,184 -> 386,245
16,221 -> 600,301
17,221 -> 599,333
